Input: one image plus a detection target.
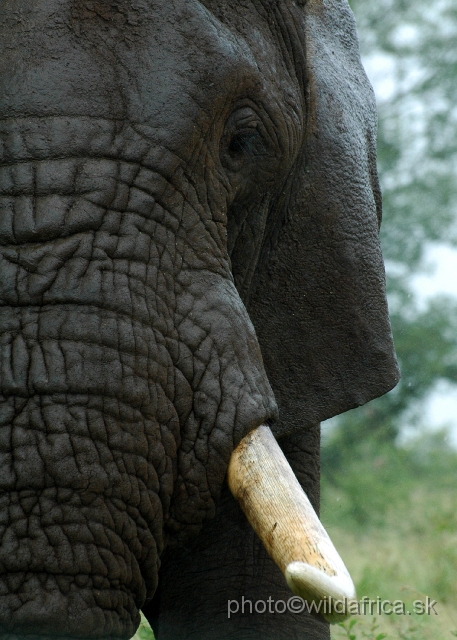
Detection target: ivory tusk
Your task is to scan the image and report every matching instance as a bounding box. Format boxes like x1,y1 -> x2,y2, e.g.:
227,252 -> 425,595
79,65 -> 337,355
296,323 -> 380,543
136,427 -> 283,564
227,425 -> 356,623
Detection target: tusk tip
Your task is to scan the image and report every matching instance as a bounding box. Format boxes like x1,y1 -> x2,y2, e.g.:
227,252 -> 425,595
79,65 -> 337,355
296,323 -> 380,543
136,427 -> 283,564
285,561 -> 356,623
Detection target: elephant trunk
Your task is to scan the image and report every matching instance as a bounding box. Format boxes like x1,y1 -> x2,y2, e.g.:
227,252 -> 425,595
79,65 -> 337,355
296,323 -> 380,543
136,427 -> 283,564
228,425 -> 355,623
0,116 -> 279,639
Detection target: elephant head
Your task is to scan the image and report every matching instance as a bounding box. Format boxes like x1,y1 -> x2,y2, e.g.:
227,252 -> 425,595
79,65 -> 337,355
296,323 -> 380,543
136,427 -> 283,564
0,0 -> 399,638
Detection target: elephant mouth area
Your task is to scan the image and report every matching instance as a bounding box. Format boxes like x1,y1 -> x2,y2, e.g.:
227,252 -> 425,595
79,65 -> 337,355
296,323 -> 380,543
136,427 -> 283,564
0,395 -> 165,639
0,572 -> 141,640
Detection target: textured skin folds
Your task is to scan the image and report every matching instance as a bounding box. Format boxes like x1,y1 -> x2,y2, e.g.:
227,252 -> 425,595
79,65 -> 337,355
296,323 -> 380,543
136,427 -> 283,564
0,1 -> 399,639
0,116 -> 277,637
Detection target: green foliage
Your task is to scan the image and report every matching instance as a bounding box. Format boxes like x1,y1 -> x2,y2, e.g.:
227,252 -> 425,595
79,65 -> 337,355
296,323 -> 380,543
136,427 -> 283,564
131,613 -> 155,640
334,616 -> 443,640
322,0 -> 457,451
323,431 -> 457,640
337,618 -> 387,640
321,9 -> 457,635
322,424 -> 457,528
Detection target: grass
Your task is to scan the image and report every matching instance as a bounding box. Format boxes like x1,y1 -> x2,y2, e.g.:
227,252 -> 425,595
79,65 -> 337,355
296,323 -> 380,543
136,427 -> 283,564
321,430 -> 457,640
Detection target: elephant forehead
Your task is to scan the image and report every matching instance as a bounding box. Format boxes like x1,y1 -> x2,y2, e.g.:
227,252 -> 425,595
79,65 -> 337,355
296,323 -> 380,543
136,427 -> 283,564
0,0 -> 122,120
0,1 -> 300,157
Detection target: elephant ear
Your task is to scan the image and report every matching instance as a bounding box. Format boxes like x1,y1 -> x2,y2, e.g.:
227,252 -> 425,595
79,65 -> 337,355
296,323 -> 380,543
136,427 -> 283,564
246,0 -> 400,438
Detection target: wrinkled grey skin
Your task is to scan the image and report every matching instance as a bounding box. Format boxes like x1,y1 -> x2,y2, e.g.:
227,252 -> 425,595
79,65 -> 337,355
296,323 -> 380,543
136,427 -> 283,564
0,1 -> 399,639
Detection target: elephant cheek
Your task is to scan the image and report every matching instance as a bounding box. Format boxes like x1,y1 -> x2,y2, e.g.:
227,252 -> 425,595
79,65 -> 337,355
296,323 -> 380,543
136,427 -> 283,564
161,272 -> 279,542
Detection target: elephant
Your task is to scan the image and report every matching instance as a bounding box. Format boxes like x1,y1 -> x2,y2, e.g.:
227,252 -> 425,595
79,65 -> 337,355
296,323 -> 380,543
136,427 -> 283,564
0,0 -> 399,639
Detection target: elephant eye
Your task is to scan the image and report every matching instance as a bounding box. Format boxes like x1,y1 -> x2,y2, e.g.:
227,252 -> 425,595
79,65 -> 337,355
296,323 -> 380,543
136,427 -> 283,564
227,130 -> 263,158
220,107 -> 271,173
